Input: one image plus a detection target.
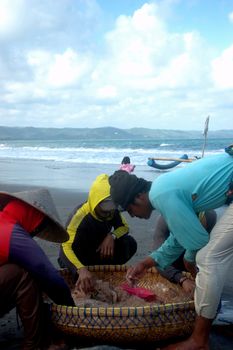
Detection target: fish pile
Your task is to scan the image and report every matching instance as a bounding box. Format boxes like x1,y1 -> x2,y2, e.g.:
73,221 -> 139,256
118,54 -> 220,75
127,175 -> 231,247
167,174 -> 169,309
72,279 -> 153,307
71,278 -> 189,308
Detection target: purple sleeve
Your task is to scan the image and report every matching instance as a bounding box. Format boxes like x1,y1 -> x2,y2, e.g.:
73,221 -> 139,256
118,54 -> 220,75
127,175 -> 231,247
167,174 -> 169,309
9,224 -> 74,306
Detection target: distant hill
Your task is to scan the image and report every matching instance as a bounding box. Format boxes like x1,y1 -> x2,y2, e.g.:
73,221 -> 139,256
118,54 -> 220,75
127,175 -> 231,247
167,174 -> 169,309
0,126 -> 233,140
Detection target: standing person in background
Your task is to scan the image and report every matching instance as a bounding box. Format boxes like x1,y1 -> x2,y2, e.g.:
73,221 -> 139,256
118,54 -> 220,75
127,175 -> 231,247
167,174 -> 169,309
109,150 -> 233,350
119,156 -> 136,173
59,174 -> 137,294
0,188 -> 75,350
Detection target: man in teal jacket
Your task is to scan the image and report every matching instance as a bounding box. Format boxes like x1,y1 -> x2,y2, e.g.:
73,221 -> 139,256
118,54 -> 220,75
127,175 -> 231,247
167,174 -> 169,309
109,151 -> 233,350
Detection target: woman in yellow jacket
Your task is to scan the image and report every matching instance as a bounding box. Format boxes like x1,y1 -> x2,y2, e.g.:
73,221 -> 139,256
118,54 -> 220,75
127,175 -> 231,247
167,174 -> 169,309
59,174 -> 137,293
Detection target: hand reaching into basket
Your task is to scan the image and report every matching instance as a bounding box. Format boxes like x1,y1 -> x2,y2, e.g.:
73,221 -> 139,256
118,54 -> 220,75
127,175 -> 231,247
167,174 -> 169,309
126,257 -> 155,286
180,277 -> 195,296
183,259 -> 198,278
76,267 -> 95,294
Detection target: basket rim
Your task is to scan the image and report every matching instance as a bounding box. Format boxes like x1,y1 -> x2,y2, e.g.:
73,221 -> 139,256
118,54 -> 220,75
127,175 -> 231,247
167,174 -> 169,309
51,299 -> 195,316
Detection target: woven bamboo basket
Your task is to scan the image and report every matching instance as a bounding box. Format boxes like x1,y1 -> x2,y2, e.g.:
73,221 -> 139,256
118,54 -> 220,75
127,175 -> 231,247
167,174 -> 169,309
50,266 -> 195,344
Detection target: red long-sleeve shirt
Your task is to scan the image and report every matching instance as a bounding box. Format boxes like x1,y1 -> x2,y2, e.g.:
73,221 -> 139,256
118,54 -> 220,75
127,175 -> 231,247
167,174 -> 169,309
0,199 -> 74,306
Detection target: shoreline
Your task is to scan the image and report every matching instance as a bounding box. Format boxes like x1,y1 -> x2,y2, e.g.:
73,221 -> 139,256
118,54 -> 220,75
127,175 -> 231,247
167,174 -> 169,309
0,156 -> 162,193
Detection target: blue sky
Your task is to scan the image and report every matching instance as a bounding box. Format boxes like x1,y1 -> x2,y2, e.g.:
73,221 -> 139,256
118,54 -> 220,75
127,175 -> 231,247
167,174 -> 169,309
0,0 -> 233,130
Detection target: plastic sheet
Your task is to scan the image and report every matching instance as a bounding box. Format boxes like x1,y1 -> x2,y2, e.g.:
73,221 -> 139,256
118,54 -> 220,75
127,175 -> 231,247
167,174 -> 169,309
120,283 -> 157,301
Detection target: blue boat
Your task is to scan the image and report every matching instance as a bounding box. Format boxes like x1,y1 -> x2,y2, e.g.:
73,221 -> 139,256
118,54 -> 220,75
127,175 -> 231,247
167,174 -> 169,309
147,154 -> 190,170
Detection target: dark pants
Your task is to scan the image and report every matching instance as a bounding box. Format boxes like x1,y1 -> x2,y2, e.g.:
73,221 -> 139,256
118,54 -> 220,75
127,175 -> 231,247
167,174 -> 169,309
0,264 -> 45,350
59,235 -> 137,280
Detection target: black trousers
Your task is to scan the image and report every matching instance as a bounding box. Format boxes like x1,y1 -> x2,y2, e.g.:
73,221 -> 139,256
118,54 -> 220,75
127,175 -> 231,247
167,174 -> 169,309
59,234 -> 137,280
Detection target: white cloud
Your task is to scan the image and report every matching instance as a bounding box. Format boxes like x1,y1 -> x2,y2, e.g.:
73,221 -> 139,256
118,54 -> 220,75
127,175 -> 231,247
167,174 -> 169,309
3,81 -> 47,103
229,11 -> 233,23
47,50 -> 92,88
96,85 -> 117,99
27,48 -> 92,88
92,3 -> 210,96
0,0 -> 27,39
0,0 -> 233,130
105,3 -> 167,78
211,46 -> 233,89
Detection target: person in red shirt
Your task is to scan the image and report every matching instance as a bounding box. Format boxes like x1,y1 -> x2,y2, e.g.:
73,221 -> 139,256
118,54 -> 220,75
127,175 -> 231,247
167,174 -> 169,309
0,188 -> 74,350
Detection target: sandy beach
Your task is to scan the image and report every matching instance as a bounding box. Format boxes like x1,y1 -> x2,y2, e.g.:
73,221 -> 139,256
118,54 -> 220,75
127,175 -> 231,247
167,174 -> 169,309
0,182 -> 233,349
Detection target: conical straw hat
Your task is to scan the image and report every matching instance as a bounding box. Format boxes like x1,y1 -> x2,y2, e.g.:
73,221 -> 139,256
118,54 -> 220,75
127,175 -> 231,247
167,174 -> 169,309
0,188 -> 68,243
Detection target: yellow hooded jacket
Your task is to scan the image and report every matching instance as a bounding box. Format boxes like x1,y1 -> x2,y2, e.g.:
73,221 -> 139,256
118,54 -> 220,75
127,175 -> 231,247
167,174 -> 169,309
61,174 -> 129,270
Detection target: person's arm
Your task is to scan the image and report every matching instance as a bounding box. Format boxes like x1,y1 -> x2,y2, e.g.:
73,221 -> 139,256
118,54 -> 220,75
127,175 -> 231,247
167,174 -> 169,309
153,213 -> 195,292
126,256 -> 155,285
62,208 -> 86,272
129,164 -> 136,172
75,267 -> 94,293
153,214 -> 170,250
96,232 -> 115,259
111,211 -> 129,239
62,237 -> 85,271
152,192 -> 210,261
153,214 -> 184,283
96,211 -> 129,258
150,233 -> 185,269
158,265 -> 195,293
64,209 -> 96,293
9,226 -> 74,306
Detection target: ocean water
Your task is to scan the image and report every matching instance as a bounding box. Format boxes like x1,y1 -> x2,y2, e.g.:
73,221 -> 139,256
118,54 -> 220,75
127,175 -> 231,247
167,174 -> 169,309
0,138 -> 230,164
0,137 -> 231,191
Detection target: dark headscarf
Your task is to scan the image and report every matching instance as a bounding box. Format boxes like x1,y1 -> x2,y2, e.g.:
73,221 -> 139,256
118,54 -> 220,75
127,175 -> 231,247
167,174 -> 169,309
121,156 -> 130,164
109,170 -> 151,210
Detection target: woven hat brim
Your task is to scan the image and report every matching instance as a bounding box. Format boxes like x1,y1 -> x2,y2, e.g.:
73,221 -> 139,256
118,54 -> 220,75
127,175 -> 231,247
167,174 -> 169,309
0,191 -> 68,243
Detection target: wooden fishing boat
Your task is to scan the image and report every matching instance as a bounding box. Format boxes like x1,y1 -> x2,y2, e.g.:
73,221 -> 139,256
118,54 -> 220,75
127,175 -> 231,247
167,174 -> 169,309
147,116 -> 210,170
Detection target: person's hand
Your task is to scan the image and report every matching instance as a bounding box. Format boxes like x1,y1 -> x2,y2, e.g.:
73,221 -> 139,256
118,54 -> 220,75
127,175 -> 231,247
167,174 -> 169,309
180,277 -> 195,295
75,267 -> 94,294
183,259 -> 198,278
126,257 -> 155,286
96,233 -> 115,259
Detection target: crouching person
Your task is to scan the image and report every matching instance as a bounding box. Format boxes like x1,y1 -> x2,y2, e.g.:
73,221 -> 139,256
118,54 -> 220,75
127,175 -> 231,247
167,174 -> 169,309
0,189 -> 75,350
59,174 -> 137,294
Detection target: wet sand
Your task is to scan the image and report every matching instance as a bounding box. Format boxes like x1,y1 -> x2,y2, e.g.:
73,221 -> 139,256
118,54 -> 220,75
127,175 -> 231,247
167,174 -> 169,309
0,183 -> 232,349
